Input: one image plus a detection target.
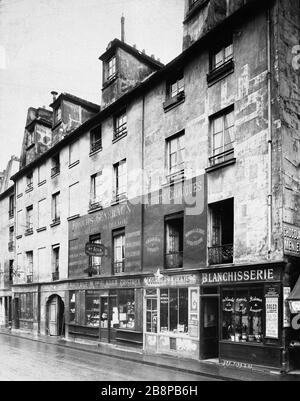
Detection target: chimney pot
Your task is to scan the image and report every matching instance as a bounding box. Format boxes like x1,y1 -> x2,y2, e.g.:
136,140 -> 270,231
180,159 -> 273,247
142,49 -> 146,54
51,91 -> 58,102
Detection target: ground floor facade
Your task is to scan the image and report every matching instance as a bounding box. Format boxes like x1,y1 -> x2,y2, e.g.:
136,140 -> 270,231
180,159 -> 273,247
9,259 -> 300,373
0,290 -> 12,328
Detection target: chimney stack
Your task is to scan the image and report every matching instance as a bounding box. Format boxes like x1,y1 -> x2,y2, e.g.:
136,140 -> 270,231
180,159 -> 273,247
121,14 -> 125,42
51,91 -> 58,102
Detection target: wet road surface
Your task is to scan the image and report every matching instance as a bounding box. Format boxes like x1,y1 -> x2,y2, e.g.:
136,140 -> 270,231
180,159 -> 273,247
0,333 -> 220,381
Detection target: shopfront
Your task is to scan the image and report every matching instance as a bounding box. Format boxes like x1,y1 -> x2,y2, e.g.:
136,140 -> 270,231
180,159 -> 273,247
200,263 -> 285,370
143,272 -> 201,360
66,277 -> 143,347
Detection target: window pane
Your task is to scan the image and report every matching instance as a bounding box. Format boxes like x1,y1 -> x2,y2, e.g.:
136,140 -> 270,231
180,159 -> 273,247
169,288 -> 178,332
249,288 -> 263,342
225,44 -> 233,61
160,289 -> 169,332
118,290 -> 135,329
222,291 -> 235,340
178,288 -> 188,333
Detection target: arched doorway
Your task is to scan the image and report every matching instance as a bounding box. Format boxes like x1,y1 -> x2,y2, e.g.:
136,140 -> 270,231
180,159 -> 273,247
46,295 -> 65,336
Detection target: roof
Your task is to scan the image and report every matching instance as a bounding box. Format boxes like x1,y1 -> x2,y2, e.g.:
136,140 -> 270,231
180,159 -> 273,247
50,92 -> 100,112
99,39 -> 164,70
11,0 -> 271,182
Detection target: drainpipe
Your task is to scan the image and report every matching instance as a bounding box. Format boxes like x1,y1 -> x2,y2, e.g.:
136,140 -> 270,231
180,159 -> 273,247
267,7 -> 272,259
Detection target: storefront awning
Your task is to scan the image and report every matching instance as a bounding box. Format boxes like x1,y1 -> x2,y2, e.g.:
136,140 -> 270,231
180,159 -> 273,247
288,277 -> 300,301
288,277 -> 300,313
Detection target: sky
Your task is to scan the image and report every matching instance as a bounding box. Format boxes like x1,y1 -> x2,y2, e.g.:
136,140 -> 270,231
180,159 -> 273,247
0,0 -> 184,171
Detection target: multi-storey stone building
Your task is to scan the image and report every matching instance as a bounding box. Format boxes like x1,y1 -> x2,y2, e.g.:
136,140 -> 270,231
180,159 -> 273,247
6,0 -> 300,373
0,156 -> 19,328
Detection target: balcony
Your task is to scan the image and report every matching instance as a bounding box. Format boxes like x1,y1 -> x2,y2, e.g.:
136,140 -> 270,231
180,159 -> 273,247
112,191 -> 127,205
51,165 -> 60,177
208,244 -> 234,265
166,169 -> 185,184
209,149 -> 235,167
165,251 -> 183,269
8,241 -> 14,252
9,210 -> 14,219
113,125 -> 127,142
90,139 -> 102,154
25,226 -> 33,236
52,271 -> 59,281
113,261 -> 125,274
27,274 -> 33,284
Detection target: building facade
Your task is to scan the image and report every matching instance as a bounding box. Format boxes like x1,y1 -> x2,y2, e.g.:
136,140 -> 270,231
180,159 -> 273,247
0,156 -> 19,328
4,0 -> 300,373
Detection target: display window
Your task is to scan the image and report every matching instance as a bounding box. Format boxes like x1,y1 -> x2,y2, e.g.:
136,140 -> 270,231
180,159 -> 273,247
160,288 -> 188,335
117,290 -> 135,330
222,287 -> 263,343
146,290 -> 158,333
69,291 -> 76,323
19,293 -> 33,320
86,291 -> 100,327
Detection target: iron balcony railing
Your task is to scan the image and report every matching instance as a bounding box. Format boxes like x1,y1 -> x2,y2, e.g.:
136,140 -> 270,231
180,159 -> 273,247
208,244 -> 234,265
27,274 -> 33,284
9,210 -> 14,219
209,148 -> 234,167
89,198 -> 102,211
25,225 -> 33,235
8,241 -> 14,252
52,271 -> 59,281
165,251 -> 183,269
51,165 -> 60,177
90,139 -> 102,153
113,124 -> 127,140
113,261 -> 125,274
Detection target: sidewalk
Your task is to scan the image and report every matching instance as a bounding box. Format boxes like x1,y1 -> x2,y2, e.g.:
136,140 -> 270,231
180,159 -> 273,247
1,328 -> 299,381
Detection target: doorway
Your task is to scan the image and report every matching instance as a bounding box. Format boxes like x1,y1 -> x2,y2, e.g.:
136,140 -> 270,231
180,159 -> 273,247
201,296 -> 219,359
14,298 -> 20,329
99,296 -> 118,343
46,295 -> 65,336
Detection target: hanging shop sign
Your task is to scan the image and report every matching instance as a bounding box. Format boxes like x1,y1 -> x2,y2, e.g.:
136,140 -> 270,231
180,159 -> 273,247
85,243 -> 108,257
283,223 -> 300,257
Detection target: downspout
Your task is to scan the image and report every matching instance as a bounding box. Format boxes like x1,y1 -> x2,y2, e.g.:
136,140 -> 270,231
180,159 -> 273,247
267,7 -> 273,258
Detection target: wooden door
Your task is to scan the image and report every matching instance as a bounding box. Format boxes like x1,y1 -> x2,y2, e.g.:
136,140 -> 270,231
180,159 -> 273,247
49,298 -> 59,336
201,296 -> 219,359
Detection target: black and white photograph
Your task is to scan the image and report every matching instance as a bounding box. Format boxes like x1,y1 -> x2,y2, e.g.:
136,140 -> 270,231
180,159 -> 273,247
0,0 -> 300,387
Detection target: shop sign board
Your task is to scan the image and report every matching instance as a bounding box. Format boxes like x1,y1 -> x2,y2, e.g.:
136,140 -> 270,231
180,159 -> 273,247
283,223 -> 300,257
144,272 -> 199,287
200,266 -> 280,286
68,277 -> 142,291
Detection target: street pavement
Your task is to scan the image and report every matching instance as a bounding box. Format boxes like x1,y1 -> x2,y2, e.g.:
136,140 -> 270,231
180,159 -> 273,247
0,333 -> 220,381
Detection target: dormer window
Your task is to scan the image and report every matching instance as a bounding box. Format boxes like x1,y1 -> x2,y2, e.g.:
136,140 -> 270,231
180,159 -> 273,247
106,56 -> 117,81
26,129 -> 34,149
54,106 -> 62,126
211,42 -> 233,71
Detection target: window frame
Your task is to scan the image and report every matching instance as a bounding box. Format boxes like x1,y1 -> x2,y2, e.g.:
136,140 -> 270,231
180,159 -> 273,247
52,191 -> 60,224
114,110 -> 127,140
113,159 -> 127,202
112,228 -> 125,274
89,233 -> 102,275
26,205 -> 33,234
90,172 -> 102,209
164,212 -> 184,270
106,55 -> 117,81
166,131 -> 185,179
90,125 -> 102,154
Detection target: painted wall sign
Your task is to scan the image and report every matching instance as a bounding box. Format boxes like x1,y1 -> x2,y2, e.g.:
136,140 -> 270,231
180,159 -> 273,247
265,297 -> 279,339
144,273 -> 199,288
220,360 -> 253,370
68,277 -> 142,291
145,237 -> 162,253
222,297 -> 234,313
283,223 -> 300,257
201,267 -> 280,286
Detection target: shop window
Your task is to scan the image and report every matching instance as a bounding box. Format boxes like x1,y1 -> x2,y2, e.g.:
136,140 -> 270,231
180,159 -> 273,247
208,198 -> 234,265
164,213 -> 184,269
114,110 -> 127,141
69,291 -> 76,324
210,108 -> 235,167
19,293 -> 33,320
146,296 -> 158,334
113,159 -> 127,202
86,292 -> 100,327
166,132 -> 185,181
160,288 -> 188,335
90,125 -> 102,154
113,228 -> 125,274
89,234 -> 102,275
222,287 -> 264,343
118,290 -> 135,329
